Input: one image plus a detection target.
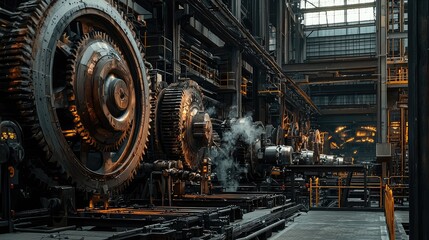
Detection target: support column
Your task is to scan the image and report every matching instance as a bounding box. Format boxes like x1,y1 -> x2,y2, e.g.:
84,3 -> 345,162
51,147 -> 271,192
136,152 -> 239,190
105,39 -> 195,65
231,0 -> 241,21
232,50 -> 242,118
376,0 -> 387,143
165,0 -> 180,81
275,0 -> 284,65
409,0 -> 429,239
284,3 -> 290,64
232,0 -> 242,117
255,69 -> 265,122
253,1 -> 267,47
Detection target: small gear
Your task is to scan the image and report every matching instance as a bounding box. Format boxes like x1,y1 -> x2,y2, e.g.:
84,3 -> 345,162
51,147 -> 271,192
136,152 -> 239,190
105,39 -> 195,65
157,80 -> 212,169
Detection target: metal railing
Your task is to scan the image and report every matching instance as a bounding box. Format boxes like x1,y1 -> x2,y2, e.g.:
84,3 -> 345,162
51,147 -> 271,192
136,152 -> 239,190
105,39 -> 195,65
180,48 -> 219,83
385,184 -> 395,240
240,77 -> 248,96
387,176 -> 409,204
219,72 -> 236,90
309,175 -> 383,208
387,66 -> 408,85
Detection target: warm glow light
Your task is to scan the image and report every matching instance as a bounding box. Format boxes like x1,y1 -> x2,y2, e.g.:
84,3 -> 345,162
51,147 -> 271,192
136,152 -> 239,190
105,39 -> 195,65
335,126 -> 346,133
361,126 -> 377,132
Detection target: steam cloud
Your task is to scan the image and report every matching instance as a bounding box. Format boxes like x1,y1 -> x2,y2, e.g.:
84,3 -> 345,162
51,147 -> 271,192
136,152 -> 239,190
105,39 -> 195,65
211,113 -> 264,192
205,106 -> 217,117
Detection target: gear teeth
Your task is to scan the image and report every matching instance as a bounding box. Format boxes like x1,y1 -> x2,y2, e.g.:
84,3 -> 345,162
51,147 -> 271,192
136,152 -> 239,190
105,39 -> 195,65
66,31 -> 130,152
0,0 -> 151,193
157,80 -> 207,169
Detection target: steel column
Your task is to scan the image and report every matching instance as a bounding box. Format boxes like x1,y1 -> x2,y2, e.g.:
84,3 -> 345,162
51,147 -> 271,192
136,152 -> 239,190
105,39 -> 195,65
234,50 -> 242,117
377,0 -> 388,143
275,0 -> 284,65
165,0 -> 180,81
231,1 -> 242,118
409,0 -> 429,239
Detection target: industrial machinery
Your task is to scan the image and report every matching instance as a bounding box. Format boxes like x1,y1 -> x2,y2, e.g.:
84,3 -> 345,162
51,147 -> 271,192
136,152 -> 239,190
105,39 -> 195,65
0,0 -> 151,194
0,0 -> 360,239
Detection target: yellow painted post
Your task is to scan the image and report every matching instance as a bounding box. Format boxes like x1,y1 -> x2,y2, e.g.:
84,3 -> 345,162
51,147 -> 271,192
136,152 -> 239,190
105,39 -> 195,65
384,185 -> 395,240
338,178 -> 341,208
316,178 -> 319,207
379,177 -> 382,208
309,178 -> 313,208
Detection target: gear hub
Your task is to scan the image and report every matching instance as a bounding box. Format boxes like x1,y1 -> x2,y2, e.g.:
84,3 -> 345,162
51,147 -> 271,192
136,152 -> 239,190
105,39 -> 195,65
68,32 -> 136,151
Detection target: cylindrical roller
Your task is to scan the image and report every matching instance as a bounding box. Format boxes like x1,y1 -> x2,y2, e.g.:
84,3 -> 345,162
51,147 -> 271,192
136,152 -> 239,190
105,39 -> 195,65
264,145 -> 294,165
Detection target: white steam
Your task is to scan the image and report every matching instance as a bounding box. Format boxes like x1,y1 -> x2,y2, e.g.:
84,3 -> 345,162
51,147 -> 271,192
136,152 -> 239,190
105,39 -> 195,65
211,114 -> 264,192
205,106 -> 217,117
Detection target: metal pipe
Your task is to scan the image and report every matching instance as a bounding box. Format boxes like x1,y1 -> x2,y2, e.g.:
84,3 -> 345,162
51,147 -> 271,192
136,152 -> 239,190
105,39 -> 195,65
235,219 -> 285,240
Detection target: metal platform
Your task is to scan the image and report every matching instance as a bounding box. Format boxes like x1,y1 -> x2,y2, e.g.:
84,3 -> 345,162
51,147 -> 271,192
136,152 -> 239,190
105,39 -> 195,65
270,210 -> 389,240
1,193 -> 304,239
167,193 -> 288,212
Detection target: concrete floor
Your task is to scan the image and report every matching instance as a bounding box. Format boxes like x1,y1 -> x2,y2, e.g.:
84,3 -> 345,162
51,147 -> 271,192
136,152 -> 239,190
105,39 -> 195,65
0,210 -> 410,240
270,210 -> 389,240
395,210 -> 409,240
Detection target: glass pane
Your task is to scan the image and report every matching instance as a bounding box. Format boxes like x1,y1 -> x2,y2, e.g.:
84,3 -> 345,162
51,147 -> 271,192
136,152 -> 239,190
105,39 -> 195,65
334,10 -> 345,23
347,9 -> 359,22
304,12 -> 320,25
359,7 -> 375,21
320,0 -> 334,7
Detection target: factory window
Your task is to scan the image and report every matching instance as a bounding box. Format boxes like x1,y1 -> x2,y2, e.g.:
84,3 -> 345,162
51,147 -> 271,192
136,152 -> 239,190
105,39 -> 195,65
347,9 -> 359,22
359,7 -> 375,21
312,94 -> 376,106
302,0 -> 376,58
302,0 -> 375,25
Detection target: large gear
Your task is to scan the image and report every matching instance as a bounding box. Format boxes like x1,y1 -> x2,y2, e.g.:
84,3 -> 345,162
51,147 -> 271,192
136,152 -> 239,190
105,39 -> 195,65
0,0 -> 151,192
157,80 -> 212,170
66,31 -> 133,152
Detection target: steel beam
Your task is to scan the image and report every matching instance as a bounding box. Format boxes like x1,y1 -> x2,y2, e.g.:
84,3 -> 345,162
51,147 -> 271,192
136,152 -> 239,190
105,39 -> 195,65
319,107 -> 377,115
300,2 -> 376,13
304,21 -> 375,31
387,32 -> 408,39
316,114 -> 377,125
287,165 -> 366,173
409,0 -> 429,239
283,58 -> 378,73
